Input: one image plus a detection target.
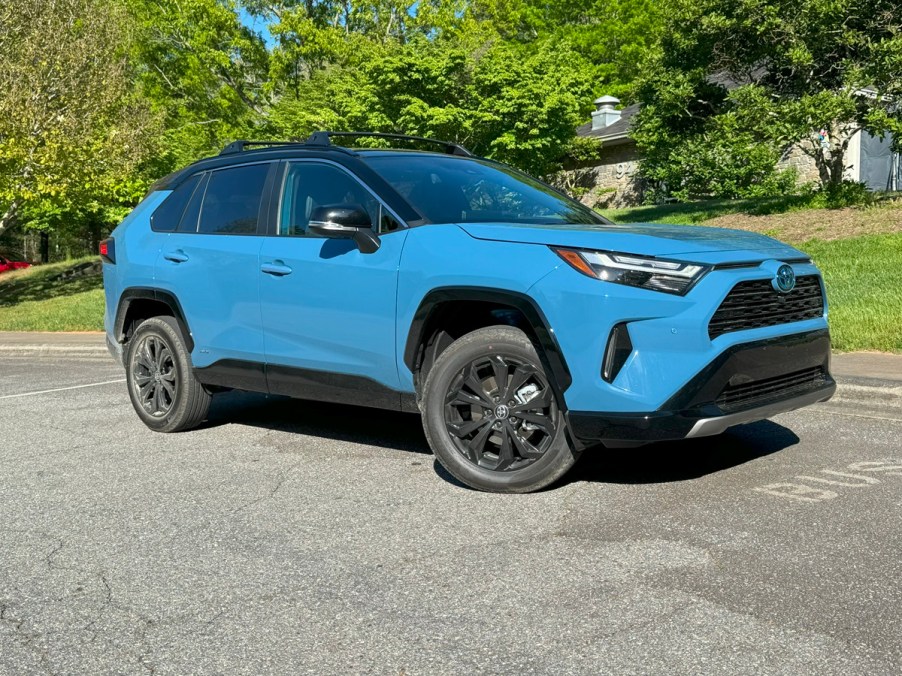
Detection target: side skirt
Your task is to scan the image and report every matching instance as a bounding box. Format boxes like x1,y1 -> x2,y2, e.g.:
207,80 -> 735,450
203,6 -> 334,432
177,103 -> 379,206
194,359 -> 419,413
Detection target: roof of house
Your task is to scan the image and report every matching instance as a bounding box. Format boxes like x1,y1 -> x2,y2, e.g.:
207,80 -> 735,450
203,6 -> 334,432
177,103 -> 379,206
575,103 -> 640,142
575,72 -> 755,144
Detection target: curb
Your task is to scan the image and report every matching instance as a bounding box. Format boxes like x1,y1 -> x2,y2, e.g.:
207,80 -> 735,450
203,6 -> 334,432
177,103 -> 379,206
0,344 -> 108,358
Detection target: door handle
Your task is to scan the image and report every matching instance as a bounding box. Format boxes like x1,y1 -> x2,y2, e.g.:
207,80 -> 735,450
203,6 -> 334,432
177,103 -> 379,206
260,261 -> 293,276
163,250 -> 189,264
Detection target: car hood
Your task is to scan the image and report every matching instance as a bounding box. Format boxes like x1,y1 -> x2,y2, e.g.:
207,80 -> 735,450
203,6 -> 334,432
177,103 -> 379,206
457,222 -> 806,264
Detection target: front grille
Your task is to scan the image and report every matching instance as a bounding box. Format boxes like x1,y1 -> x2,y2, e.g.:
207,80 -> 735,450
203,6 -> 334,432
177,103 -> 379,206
716,366 -> 828,412
708,275 -> 824,339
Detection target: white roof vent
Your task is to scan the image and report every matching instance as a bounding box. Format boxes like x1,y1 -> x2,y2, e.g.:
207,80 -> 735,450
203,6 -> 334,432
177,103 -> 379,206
591,95 -> 621,132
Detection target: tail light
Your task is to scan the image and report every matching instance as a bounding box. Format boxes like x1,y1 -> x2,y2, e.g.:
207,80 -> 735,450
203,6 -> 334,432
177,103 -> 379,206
99,237 -> 116,264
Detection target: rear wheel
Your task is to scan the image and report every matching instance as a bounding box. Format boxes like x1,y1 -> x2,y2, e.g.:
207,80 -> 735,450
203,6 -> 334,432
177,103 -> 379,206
125,316 -> 211,432
422,326 -> 580,493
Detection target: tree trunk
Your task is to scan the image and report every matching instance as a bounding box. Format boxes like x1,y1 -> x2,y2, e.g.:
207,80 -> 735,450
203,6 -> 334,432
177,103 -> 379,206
0,199 -> 22,237
40,231 -> 49,264
814,142 -> 847,189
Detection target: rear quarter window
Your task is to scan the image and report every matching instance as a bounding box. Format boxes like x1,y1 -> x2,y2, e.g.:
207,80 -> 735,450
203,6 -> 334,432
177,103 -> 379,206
150,175 -> 201,232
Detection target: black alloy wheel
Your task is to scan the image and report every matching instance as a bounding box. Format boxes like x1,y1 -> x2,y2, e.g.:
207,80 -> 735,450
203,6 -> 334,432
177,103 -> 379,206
125,315 -> 212,433
131,334 -> 178,417
421,326 -> 581,492
444,354 -> 558,472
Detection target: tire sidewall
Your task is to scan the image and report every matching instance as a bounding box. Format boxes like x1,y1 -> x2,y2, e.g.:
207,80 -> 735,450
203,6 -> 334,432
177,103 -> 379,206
422,327 -> 578,493
125,316 -> 197,432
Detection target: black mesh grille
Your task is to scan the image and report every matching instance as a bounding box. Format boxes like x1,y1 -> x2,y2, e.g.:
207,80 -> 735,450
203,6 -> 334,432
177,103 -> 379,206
716,366 -> 828,412
709,275 -> 824,339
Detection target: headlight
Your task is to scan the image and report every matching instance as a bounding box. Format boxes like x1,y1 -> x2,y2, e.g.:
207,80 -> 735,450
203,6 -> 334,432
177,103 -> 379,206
552,248 -> 710,295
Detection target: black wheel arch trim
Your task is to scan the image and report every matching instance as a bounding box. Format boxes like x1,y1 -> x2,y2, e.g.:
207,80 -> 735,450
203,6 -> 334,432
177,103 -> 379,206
114,287 -> 195,353
403,286 -> 573,397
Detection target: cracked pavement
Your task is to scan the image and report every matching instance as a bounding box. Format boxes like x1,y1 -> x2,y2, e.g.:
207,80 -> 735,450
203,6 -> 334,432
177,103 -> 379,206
0,352 -> 900,674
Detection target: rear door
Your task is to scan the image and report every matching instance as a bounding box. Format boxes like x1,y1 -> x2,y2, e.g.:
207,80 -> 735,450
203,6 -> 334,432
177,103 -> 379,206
258,160 -> 409,403
155,162 -> 275,370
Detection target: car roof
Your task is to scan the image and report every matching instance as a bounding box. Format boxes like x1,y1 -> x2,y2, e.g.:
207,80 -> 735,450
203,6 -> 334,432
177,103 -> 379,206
151,147 -> 480,193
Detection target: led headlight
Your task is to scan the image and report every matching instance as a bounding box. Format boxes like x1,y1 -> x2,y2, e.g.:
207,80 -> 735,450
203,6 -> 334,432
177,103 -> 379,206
553,248 -> 710,295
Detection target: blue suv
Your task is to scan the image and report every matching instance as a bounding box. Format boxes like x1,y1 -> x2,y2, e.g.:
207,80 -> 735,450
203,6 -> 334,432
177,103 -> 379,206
102,132 -> 835,493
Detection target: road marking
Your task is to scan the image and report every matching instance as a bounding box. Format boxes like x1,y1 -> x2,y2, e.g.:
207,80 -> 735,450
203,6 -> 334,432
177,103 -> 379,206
753,459 -> 902,502
0,379 -> 126,400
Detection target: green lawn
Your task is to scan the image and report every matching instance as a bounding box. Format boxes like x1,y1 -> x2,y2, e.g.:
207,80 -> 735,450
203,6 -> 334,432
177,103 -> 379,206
800,234 -> 902,353
0,258 -> 105,332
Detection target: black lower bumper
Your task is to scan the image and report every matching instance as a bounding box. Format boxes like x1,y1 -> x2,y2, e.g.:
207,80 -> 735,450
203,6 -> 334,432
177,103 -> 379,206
567,329 -> 836,446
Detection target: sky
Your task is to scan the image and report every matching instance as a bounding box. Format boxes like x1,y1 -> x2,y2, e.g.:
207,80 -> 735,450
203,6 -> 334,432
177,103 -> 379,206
239,7 -> 277,48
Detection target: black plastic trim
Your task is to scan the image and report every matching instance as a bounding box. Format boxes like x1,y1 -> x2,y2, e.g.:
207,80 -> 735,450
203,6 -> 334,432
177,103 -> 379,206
568,329 -> 834,445
403,287 -> 573,397
114,288 -> 195,352
193,360 -> 418,412
195,359 -> 267,392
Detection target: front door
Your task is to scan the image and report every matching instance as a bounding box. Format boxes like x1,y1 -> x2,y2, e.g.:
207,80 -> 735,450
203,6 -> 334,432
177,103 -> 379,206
258,161 -> 409,406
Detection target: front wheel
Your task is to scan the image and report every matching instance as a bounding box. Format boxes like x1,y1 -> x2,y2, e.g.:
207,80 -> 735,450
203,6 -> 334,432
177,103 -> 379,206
422,326 -> 580,493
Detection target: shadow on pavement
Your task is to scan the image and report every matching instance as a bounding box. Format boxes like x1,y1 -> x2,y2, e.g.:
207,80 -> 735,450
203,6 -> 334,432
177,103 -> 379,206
205,390 -> 431,455
568,419 -> 799,486
204,391 -> 799,489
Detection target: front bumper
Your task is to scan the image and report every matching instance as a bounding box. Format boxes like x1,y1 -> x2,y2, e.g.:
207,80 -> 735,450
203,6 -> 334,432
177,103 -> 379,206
567,329 -> 835,446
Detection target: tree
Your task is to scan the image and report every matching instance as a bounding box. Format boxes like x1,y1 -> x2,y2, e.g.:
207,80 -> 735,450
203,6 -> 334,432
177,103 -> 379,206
129,0 -> 270,172
0,0 -> 156,237
633,0 -> 902,198
265,31 -> 593,175
471,0 -> 664,100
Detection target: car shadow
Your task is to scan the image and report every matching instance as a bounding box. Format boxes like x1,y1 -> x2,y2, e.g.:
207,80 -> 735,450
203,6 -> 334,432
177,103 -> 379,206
565,419 -> 799,486
204,391 -> 432,455
203,392 -> 799,489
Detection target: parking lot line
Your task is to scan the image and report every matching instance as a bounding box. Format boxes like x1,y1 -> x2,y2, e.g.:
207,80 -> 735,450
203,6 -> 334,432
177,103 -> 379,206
0,378 -> 126,400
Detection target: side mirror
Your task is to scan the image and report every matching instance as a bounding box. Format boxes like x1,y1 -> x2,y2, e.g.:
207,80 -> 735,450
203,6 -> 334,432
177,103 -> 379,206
308,204 -> 380,254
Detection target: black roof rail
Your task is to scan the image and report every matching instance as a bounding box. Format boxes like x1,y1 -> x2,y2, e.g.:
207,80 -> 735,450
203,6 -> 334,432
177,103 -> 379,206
305,131 -> 473,157
218,140 -> 308,155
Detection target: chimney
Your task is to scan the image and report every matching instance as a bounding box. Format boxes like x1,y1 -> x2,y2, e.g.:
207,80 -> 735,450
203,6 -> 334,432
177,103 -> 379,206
591,95 -> 621,131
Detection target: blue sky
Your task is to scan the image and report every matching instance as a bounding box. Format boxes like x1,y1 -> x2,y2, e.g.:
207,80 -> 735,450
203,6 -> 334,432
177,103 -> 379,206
239,7 -> 277,47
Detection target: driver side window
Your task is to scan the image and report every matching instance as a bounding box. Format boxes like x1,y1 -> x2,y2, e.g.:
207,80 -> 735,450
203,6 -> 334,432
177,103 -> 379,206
279,163 -> 382,237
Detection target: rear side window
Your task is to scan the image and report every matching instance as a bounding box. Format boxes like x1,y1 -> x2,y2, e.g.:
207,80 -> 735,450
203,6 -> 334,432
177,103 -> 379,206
150,175 -> 201,232
198,164 -> 269,235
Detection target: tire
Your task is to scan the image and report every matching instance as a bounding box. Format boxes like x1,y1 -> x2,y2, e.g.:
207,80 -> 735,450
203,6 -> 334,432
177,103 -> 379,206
422,326 -> 581,493
125,316 -> 211,433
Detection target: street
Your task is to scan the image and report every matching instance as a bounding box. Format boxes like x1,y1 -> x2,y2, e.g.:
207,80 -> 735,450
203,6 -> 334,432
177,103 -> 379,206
1,350 -> 900,674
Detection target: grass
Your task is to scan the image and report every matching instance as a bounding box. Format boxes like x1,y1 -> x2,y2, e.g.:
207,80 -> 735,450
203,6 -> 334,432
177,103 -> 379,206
800,234 -> 902,353
0,257 -> 104,332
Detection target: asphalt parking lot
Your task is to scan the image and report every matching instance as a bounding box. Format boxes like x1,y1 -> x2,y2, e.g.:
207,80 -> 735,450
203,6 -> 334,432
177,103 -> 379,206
1,349 -> 900,674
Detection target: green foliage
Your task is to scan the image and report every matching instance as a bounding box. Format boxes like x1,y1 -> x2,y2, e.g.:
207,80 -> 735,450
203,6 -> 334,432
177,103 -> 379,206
266,34 -> 593,175
129,0 -> 270,171
472,0 -> 664,100
810,181 -> 874,209
0,0 -> 158,238
634,0 -> 902,200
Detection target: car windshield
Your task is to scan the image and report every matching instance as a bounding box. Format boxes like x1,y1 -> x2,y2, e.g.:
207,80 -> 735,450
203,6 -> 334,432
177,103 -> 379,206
363,155 -> 610,226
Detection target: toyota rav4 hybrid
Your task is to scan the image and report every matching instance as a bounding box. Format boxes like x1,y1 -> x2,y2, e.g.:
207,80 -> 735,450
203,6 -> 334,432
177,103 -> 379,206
102,132 -> 836,493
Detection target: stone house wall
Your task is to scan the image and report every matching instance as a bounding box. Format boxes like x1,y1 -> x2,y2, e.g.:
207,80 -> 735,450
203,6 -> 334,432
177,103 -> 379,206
554,142 -> 644,209
556,140 -> 823,208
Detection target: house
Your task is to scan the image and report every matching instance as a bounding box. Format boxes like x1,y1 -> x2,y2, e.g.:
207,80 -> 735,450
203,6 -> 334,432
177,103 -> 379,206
565,95 -> 901,208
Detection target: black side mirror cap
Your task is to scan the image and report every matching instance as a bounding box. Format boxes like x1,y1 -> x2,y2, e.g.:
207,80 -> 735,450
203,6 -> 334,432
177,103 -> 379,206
307,204 -> 380,254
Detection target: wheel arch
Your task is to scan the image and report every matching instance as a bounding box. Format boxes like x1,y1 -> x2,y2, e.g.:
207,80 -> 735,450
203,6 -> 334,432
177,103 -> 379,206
114,287 -> 194,352
403,287 -> 572,402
